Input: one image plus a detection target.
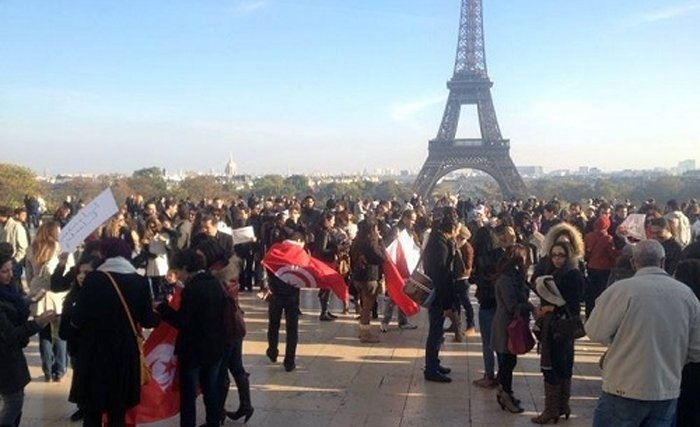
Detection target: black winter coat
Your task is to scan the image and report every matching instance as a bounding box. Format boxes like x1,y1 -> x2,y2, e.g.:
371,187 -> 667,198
70,269 -> 160,412
157,271 -> 226,366
349,239 -> 386,282
0,299 -> 41,394
423,231 -> 457,310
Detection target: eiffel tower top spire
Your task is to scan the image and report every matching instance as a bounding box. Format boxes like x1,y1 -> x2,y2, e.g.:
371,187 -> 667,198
453,0 -> 488,80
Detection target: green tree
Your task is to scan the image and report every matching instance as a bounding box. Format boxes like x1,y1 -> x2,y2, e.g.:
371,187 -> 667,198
128,166 -> 167,199
284,175 -> 312,197
0,163 -> 43,207
177,176 -> 225,201
252,175 -> 287,197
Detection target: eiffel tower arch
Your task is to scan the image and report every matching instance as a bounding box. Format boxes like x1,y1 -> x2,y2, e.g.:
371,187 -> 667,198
414,0 -> 526,200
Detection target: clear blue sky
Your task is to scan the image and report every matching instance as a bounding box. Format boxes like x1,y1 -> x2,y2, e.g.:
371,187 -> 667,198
2,0 -> 699,176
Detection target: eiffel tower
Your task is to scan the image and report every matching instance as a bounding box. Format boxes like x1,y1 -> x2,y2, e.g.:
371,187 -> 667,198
414,0 -> 526,199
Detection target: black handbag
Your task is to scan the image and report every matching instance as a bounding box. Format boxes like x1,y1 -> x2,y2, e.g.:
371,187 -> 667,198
550,306 -> 586,341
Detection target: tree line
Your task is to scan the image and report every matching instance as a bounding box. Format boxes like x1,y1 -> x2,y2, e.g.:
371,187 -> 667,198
1,162 -> 698,212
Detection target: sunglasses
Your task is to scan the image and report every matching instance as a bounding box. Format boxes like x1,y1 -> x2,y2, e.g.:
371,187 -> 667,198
550,253 -> 567,259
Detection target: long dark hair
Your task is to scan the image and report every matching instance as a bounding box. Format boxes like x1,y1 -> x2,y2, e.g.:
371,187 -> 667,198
493,243 -> 530,282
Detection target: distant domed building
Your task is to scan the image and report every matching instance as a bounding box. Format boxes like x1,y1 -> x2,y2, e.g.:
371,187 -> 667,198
224,154 -> 238,178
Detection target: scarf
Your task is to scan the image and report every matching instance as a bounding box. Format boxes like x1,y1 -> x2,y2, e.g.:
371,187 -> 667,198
97,256 -> 138,274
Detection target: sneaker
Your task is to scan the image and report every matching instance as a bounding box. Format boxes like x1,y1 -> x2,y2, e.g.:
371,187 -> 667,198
379,323 -> 388,333
284,360 -> 296,372
399,322 -> 417,330
327,311 -> 338,319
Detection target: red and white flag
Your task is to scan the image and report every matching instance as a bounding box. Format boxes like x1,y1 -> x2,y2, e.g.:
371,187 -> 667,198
262,241 -> 349,302
125,287 -> 183,425
384,230 -> 421,317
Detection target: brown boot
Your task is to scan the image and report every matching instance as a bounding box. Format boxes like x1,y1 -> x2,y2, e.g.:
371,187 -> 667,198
531,381 -> 561,424
559,378 -> 571,420
359,325 -> 379,343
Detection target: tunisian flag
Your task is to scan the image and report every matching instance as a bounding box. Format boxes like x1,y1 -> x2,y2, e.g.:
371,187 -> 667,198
383,230 -> 422,317
262,240 -> 349,302
125,287 -> 183,425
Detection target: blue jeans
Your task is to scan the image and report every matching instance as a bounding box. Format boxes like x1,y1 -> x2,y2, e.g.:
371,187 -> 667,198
383,296 -> 408,326
0,389 -> 24,426
180,359 -> 222,427
593,391 -> 677,427
424,305 -> 445,374
478,307 -> 497,378
39,322 -> 67,379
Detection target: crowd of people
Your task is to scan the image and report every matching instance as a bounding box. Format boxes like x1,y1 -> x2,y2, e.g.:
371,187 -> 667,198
1,191 -> 700,426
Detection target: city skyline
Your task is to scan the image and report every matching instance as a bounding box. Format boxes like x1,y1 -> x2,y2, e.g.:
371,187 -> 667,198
2,1 -> 699,176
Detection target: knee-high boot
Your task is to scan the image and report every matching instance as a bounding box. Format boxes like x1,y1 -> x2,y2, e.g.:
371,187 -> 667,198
225,373 -> 254,423
531,382 -> 561,424
559,378 -> 571,419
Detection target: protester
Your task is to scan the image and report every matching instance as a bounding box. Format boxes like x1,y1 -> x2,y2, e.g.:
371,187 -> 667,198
381,209 -> 418,332
25,220 -> 73,382
55,253 -> 103,422
673,259 -> 700,427
265,235 -> 304,368
157,248 -> 227,427
312,211 -> 345,321
586,240 -> 700,426
491,244 -> 534,413
422,207 -> 460,383
530,241 -> 584,423
194,237 -> 254,423
0,252 -> 57,427
471,223 -> 501,389
350,218 -> 386,343
584,215 -> 617,316
70,238 -> 160,427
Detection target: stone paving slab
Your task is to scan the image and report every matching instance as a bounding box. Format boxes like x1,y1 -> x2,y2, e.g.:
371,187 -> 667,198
21,289 -> 604,426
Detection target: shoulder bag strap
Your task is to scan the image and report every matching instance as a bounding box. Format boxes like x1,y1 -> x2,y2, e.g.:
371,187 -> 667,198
103,271 -> 142,340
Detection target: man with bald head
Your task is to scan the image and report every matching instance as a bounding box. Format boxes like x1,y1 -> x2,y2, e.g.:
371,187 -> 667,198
586,239 -> 700,426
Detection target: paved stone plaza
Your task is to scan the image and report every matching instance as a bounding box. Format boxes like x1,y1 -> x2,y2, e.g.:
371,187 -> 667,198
21,289 -> 604,426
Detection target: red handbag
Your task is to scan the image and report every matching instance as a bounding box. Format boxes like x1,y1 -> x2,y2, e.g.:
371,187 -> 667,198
507,314 -> 535,355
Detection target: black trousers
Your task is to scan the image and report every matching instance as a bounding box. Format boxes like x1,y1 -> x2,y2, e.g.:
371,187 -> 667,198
267,293 -> 300,363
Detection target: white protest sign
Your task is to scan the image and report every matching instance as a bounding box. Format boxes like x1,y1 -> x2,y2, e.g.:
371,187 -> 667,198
231,226 -> 256,245
59,188 -> 119,253
618,213 -> 647,241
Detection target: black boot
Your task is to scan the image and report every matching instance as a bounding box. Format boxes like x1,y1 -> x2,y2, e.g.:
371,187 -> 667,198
225,373 -> 254,423
219,376 -> 230,425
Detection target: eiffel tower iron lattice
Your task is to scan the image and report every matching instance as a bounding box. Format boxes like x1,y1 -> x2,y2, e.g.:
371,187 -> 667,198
414,0 -> 526,199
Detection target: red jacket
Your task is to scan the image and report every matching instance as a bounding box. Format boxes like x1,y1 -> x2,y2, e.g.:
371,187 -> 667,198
584,230 -> 618,270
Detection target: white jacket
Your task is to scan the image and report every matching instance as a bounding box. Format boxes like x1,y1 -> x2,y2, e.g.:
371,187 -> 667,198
585,267 -> 700,401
